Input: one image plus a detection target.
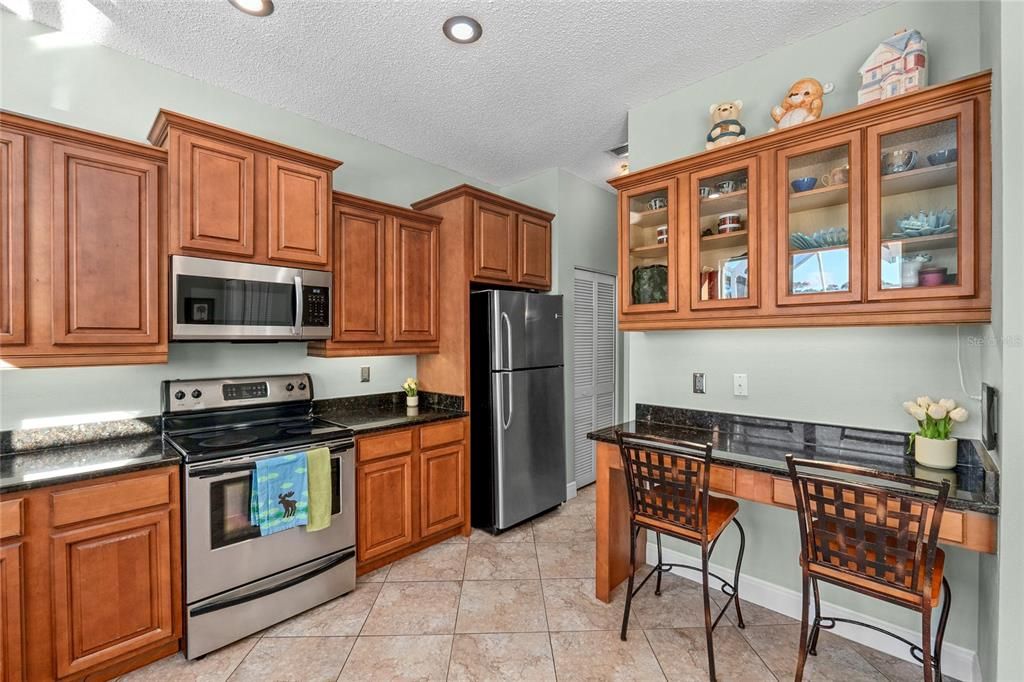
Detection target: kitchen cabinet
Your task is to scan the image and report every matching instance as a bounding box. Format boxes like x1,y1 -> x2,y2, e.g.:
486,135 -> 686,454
473,200 -> 517,283
354,418 -> 469,573
149,109 -> 339,270
517,213 -> 553,289
3,466 -> 181,681
307,193 -> 440,358
610,71 -> 991,330
0,111 -> 169,368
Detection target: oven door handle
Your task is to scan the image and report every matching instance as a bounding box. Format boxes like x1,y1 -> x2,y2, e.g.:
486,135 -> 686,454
190,463 -> 256,479
188,549 -> 355,618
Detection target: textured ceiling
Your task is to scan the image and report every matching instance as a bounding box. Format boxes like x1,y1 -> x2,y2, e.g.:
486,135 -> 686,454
19,0 -> 888,189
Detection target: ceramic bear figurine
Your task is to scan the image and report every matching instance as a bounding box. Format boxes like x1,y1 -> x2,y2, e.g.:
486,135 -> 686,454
705,100 -> 746,150
771,78 -> 835,129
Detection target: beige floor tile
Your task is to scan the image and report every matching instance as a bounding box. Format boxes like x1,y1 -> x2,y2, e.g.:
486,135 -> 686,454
360,581 -> 461,635
263,582 -> 381,637
711,594 -> 797,627
560,496 -> 597,517
386,542 -> 468,581
852,643 -> 936,682
356,564 -> 390,583
456,579 -> 547,633
576,484 -> 597,500
227,636 -> 353,682
543,578 -> 636,632
448,633 -> 556,681
536,541 -> 596,579
644,627 -> 775,681
443,533 -> 471,543
532,512 -> 595,543
549,630 -> 666,681
470,524 -> 535,543
464,542 -> 540,580
339,635 -> 452,681
741,624 -> 885,682
120,636 -> 259,681
627,571 -> 708,629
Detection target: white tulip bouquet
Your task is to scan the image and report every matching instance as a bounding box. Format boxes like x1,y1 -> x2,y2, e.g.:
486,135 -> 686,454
903,396 -> 968,449
402,377 -> 419,398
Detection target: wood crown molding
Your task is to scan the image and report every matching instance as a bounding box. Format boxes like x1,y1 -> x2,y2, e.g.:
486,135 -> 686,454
333,191 -> 442,225
147,109 -> 342,171
411,183 -> 556,222
0,110 -> 168,161
610,70 -> 992,190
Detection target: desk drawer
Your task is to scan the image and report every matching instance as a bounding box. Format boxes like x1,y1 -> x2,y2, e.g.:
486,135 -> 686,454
710,466 -> 735,495
357,429 -> 414,463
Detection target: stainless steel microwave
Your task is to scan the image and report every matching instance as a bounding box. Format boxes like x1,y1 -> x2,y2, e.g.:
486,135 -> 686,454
171,256 -> 331,341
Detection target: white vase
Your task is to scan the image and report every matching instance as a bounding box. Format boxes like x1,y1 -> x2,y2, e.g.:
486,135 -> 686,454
406,395 -> 419,408
914,436 -> 957,469
901,260 -> 924,288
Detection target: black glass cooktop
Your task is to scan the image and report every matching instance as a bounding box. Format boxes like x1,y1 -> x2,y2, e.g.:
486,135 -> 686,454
166,416 -> 353,462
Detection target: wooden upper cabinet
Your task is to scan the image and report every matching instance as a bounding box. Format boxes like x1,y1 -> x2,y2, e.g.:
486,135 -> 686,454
149,110 -> 341,270
620,178 -> 679,315
517,214 -> 552,289
334,203 -> 387,343
267,156 -> 330,266
0,128 -> 26,346
175,131 -> 255,257
393,217 -> 439,344
473,200 -> 517,283
51,142 -> 162,346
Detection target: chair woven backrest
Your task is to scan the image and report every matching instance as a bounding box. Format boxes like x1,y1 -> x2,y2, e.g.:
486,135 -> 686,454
785,455 -> 951,600
615,430 -> 714,540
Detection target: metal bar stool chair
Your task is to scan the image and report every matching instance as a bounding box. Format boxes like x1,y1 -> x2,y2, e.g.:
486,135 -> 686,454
615,430 -> 746,681
785,455 -> 952,682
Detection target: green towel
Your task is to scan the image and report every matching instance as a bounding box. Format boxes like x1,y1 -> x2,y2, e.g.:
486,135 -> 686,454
306,447 -> 332,532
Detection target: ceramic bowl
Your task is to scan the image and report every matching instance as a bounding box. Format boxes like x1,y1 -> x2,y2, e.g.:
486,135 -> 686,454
791,177 -> 817,192
881,149 -> 918,175
919,267 -> 948,287
717,223 -> 743,234
927,148 -> 958,166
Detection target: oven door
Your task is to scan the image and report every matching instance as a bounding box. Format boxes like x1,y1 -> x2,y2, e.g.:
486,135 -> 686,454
184,440 -> 355,603
172,255 -> 302,340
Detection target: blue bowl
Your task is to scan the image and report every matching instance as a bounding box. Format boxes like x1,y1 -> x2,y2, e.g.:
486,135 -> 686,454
791,177 -> 817,192
927,149 -> 958,166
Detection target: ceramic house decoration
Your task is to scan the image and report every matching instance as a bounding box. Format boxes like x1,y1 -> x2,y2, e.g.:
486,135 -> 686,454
858,28 -> 928,104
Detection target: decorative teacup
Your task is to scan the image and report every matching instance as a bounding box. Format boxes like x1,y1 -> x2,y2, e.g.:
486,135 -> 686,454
715,180 -> 737,194
820,165 -> 850,186
698,186 -> 712,199
647,197 -> 667,210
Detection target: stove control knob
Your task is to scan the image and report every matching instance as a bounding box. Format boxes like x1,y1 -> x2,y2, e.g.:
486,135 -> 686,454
298,382 -> 307,391
191,389 -> 202,399
174,390 -> 186,401
285,383 -> 295,392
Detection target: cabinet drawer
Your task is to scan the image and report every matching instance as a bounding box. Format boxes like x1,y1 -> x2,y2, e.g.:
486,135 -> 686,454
771,477 -> 796,508
709,466 -> 736,495
420,420 -> 465,450
0,498 -> 24,539
357,429 -> 414,463
51,469 -> 173,527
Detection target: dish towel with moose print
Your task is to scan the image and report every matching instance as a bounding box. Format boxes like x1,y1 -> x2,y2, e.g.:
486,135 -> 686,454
250,452 -> 309,535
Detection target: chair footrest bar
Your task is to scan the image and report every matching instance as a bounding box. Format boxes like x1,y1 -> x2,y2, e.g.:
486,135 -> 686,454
815,616 -> 940,669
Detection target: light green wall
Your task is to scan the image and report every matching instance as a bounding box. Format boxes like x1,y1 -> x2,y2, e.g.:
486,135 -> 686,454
502,170 -> 620,488
0,15 -> 496,430
625,0 -> 994,659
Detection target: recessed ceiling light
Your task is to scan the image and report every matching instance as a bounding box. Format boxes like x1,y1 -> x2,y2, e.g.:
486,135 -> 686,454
228,0 -> 274,17
443,16 -> 482,44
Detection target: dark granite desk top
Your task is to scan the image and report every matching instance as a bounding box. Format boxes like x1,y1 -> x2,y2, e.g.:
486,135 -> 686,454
588,405 -> 999,515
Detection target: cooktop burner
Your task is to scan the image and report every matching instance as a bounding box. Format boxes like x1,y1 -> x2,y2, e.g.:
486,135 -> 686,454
166,416 -> 353,462
198,433 -> 260,449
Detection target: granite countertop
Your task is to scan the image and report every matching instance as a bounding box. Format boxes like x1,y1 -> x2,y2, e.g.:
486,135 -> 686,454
0,436 -> 179,494
588,405 -> 999,515
314,392 -> 467,435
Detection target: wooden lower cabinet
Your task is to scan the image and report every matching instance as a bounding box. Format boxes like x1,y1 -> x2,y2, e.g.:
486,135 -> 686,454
355,418 -> 469,573
2,466 -> 181,681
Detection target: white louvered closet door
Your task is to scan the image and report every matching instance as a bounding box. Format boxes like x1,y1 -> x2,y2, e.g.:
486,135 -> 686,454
572,269 -> 617,488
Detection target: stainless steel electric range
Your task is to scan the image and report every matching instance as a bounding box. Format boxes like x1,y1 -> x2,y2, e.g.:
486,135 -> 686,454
162,374 -> 355,660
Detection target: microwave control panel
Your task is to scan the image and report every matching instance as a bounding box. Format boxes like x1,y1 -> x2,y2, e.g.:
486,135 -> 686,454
302,286 -> 330,327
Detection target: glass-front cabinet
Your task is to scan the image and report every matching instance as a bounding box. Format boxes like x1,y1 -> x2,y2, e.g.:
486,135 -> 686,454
776,133 -> 862,305
620,179 -> 678,313
866,102 -> 976,300
690,159 -> 758,310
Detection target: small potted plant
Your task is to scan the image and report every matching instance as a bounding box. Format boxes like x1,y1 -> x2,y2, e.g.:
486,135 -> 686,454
402,377 -> 419,408
903,396 -> 968,469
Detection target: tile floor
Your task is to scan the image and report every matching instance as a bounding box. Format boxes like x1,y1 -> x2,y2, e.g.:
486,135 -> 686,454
121,485 -> 931,681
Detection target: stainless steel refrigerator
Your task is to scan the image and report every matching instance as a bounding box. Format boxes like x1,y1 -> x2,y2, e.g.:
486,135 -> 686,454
470,290 -> 567,532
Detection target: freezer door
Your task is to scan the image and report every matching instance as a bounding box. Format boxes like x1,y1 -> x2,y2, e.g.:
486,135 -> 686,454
492,366 -> 566,528
490,290 -> 563,370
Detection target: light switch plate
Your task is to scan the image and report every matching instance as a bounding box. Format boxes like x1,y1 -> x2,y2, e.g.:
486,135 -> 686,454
693,372 -> 706,394
360,366 -> 370,383
733,373 -> 748,396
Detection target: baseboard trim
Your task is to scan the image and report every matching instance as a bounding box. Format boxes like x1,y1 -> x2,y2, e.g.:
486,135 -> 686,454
645,542 -> 980,682
566,481 -> 577,500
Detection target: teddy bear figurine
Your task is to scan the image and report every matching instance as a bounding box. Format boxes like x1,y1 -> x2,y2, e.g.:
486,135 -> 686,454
771,78 -> 835,130
705,100 -> 747,150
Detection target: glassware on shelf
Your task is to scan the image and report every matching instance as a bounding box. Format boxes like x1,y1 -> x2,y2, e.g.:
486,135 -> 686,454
696,169 -> 750,302
627,188 -> 671,305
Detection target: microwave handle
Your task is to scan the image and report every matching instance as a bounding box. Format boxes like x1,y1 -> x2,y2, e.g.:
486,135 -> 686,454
293,275 -> 303,336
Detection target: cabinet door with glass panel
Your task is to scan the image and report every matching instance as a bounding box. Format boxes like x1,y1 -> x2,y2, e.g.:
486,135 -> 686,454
690,159 -> 759,310
776,133 -> 862,305
866,102 -> 976,300
619,179 -> 679,314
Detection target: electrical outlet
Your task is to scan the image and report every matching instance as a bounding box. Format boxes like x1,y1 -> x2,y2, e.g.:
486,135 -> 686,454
360,366 -> 370,383
733,373 -> 748,396
693,372 -> 706,394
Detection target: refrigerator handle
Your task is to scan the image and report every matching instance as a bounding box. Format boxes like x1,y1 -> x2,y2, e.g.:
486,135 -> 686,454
500,312 -> 512,370
502,373 -> 514,429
